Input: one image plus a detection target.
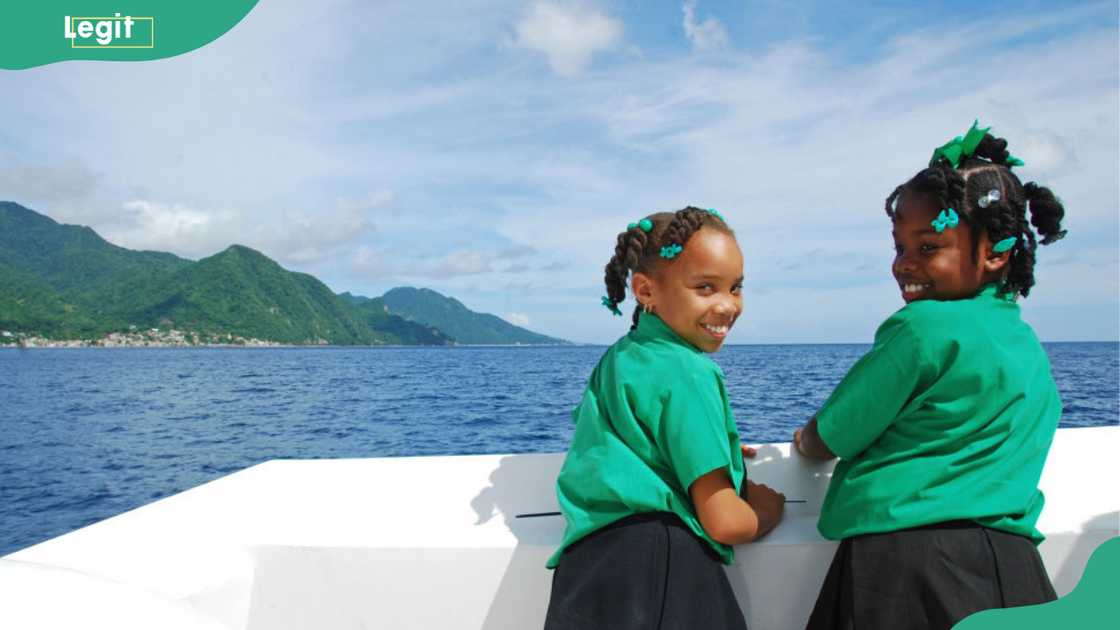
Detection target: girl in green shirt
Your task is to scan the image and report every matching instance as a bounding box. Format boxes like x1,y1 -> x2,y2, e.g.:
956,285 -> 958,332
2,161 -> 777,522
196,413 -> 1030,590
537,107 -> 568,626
794,122 -> 1069,630
544,207 -> 786,630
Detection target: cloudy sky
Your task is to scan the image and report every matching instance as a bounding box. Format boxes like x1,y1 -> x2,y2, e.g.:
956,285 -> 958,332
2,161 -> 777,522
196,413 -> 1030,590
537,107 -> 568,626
1,0 -> 1116,344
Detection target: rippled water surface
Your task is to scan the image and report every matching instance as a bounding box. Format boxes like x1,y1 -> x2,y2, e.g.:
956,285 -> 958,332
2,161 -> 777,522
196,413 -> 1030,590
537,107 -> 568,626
1,342 -> 1116,554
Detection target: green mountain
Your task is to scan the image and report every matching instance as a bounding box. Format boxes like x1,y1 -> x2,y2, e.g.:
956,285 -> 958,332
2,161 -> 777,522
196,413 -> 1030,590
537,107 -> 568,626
0,202 -> 450,345
0,201 -> 191,297
346,295 -> 453,345
337,291 -> 371,306
0,202 -> 565,346
381,287 -> 568,345
108,244 -> 382,344
0,260 -> 100,336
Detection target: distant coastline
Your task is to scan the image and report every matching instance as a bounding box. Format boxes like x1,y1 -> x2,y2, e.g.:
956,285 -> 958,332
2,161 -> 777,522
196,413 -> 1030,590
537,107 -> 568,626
0,329 -> 577,349
1,329 -> 286,348
4,329 -> 1112,350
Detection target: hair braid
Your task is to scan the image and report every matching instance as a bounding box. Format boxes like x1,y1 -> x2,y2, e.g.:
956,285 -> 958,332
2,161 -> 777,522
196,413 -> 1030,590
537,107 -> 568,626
886,166 -> 967,227
603,226 -> 645,327
972,134 -> 1011,166
661,207 -> 712,254
1023,182 -> 1068,244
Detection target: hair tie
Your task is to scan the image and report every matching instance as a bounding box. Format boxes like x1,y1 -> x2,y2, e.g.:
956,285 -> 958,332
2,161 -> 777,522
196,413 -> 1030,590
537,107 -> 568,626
706,208 -> 725,222
627,218 -> 653,233
600,295 -> 622,316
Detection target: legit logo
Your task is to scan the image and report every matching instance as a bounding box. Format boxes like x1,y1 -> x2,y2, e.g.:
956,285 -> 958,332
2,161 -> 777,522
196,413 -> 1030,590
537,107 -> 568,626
64,14 -> 154,48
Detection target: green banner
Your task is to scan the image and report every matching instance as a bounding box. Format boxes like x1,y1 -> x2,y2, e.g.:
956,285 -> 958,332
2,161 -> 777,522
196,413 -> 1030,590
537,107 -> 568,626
1,1 -> 259,70
954,537 -> 1119,629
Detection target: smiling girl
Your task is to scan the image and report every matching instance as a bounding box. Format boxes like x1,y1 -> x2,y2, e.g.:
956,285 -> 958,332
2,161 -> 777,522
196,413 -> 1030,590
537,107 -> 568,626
792,122 -> 1068,630
544,207 -> 785,630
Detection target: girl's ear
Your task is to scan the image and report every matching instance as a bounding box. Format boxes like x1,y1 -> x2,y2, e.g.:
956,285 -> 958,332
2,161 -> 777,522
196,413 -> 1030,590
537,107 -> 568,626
982,238 -> 1011,274
632,272 -> 655,309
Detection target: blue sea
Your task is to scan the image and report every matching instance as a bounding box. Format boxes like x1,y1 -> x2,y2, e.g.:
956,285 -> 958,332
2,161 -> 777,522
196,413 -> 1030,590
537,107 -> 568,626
1,342 -> 1117,555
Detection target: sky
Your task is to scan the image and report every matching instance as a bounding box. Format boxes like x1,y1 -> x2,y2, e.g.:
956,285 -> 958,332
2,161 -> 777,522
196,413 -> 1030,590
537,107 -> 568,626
1,0 -> 1116,344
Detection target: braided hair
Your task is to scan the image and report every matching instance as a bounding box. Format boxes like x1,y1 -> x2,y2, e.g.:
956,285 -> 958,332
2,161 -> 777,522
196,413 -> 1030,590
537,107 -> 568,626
884,132 -> 1067,298
603,206 -> 735,330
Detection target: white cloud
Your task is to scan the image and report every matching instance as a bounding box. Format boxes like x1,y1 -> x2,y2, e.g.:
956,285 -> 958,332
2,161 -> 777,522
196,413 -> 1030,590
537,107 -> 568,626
0,159 -> 99,205
400,249 -> 526,278
513,2 -> 623,77
101,200 -> 242,259
488,19 -> 1118,341
1013,129 -> 1078,179
506,312 -> 531,327
2,2 -> 1114,343
495,244 -> 538,259
336,190 -> 395,213
252,195 -> 387,264
350,239 -> 541,281
682,1 -> 728,52
351,246 -> 389,277
87,194 -> 386,264
351,247 -> 496,279
434,250 -> 493,276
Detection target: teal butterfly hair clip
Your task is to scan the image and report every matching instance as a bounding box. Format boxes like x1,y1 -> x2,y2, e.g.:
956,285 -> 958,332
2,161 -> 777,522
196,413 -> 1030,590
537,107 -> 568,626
931,208 -> 959,233
660,244 -> 683,259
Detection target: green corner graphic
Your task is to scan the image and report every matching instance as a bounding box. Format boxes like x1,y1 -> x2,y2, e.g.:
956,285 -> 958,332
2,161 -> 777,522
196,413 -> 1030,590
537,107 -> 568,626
1,1 -> 258,70
955,536 -> 1120,629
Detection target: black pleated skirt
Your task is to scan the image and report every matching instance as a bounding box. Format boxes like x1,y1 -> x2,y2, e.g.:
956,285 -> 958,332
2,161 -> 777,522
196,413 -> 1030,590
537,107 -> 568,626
544,512 -> 749,630
806,521 -> 1057,630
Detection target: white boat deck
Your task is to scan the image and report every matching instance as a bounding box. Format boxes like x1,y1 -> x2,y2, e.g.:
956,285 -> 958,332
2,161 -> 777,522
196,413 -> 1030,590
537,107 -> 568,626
2,426 -> 1117,629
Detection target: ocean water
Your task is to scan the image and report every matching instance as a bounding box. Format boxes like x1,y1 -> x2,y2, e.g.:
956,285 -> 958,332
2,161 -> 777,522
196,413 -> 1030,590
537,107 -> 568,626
1,342 -> 1116,555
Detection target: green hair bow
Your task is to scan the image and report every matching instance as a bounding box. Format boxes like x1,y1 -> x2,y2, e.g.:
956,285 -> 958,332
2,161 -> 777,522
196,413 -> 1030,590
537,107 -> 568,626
930,119 -> 1024,169
930,120 -> 989,169
992,236 -> 1017,253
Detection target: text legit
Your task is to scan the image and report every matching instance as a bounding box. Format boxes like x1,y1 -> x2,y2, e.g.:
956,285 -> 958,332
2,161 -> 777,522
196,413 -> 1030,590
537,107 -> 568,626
64,14 -> 136,46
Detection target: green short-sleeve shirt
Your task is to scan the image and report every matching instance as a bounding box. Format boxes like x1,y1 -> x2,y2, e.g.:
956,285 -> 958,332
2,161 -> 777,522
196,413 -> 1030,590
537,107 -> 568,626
546,312 -> 745,568
816,285 -> 1062,543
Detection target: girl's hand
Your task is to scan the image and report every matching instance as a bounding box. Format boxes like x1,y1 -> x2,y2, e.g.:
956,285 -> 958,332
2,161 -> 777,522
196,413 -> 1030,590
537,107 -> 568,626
744,480 -> 785,539
741,444 -> 757,459
793,417 -> 837,461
